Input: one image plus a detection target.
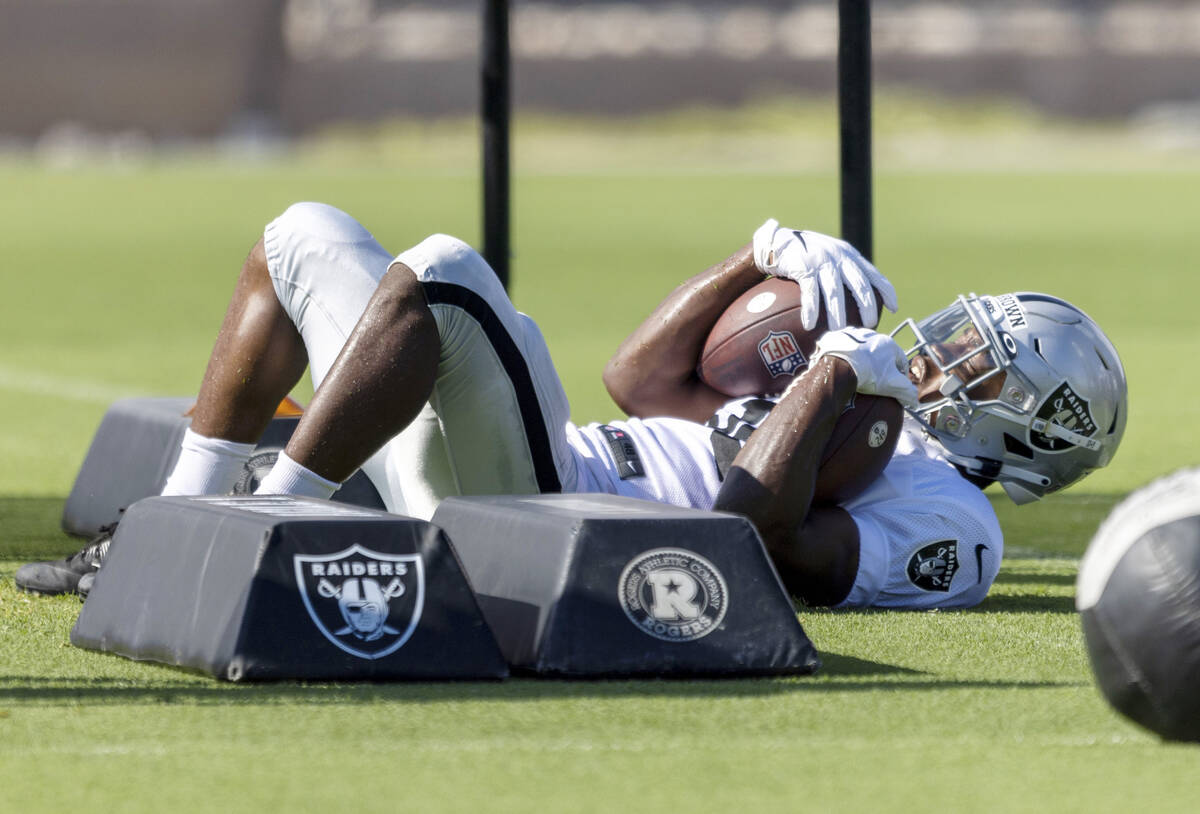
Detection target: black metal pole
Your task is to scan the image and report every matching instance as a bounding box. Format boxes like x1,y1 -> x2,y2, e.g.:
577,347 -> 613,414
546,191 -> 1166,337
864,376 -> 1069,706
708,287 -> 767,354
482,0 -> 512,289
838,0 -> 873,262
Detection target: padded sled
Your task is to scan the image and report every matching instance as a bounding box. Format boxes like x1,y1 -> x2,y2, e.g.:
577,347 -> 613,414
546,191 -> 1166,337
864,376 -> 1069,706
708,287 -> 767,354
431,493 -> 820,677
71,495 -> 508,681
62,397 -> 385,537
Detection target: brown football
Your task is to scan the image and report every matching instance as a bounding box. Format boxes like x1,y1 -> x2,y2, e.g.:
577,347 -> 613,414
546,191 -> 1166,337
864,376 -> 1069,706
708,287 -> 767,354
698,278 -> 863,397
814,394 -> 903,505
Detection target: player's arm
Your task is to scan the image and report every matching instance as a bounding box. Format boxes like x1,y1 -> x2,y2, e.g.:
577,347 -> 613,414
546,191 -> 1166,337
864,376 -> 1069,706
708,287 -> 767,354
604,222 -> 898,423
714,356 -> 862,605
603,243 -> 764,422
715,329 -> 920,606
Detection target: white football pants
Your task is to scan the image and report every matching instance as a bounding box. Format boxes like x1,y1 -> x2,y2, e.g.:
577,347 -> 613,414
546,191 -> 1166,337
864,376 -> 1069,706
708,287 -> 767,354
262,202 -> 579,519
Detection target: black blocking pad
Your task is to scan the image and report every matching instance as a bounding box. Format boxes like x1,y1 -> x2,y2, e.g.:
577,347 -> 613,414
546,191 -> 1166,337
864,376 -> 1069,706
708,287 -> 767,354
61,397 -> 385,537
71,496 -> 509,681
431,493 -> 820,677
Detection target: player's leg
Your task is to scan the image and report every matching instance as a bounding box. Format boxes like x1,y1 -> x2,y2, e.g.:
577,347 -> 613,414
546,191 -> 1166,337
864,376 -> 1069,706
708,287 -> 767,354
274,259 -> 438,485
157,239 -> 310,497
376,235 -> 580,519
189,239 -> 308,444
263,231 -> 580,520
162,202 -> 402,497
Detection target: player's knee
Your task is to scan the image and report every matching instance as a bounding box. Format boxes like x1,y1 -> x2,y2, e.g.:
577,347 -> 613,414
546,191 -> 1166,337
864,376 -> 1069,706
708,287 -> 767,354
232,238 -> 277,300
243,238 -> 269,276
371,262 -> 436,334
275,201 -> 370,239
268,202 -> 378,274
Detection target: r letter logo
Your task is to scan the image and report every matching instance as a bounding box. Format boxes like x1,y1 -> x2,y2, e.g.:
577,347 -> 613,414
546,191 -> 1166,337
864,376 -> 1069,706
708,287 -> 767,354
618,549 -> 728,642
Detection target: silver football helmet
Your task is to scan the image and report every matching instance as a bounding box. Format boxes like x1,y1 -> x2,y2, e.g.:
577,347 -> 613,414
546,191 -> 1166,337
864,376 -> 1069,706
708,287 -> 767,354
892,292 -> 1127,504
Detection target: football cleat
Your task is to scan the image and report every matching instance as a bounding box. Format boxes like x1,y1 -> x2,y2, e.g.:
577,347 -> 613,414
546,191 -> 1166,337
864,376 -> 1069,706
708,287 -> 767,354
14,523 -> 116,596
77,571 -> 95,600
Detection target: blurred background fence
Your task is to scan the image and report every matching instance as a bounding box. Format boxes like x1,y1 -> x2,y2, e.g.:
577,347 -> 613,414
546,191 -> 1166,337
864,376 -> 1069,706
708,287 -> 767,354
2,0 -> 1199,146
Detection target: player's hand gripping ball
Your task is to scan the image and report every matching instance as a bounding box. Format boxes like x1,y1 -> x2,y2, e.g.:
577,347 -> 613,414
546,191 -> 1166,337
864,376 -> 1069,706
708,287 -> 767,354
810,327 -> 919,408
752,219 -> 897,330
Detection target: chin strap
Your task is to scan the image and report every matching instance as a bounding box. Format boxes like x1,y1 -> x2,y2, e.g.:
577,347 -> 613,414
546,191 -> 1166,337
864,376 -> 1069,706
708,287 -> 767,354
944,453 -> 1051,488
1030,418 -> 1103,452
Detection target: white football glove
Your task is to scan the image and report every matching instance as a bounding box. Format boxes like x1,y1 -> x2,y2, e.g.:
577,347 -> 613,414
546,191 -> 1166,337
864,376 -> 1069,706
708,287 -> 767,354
811,327 -> 919,408
752,218 -> 898,331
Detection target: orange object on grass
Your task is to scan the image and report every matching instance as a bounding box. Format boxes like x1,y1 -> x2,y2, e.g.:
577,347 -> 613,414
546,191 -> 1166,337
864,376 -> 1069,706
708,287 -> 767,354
274,396 -> 305,416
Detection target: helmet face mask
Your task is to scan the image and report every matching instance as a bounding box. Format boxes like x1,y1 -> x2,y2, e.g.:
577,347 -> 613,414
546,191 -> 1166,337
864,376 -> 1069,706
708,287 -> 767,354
893,293 -> 1127,503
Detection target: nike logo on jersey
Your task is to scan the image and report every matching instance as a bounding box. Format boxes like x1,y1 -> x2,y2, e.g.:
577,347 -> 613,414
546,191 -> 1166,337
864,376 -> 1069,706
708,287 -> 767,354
975,544 -> 989,584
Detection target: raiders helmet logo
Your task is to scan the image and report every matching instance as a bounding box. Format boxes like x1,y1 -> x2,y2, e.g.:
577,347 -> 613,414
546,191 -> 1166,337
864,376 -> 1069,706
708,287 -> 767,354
757,330 -> 807,378
1031,382 -> 1097,452
294,545 -> 425,660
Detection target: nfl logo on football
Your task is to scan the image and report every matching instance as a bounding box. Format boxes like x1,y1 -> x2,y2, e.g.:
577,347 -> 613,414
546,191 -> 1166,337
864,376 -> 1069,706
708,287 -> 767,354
757,330 -> 806,378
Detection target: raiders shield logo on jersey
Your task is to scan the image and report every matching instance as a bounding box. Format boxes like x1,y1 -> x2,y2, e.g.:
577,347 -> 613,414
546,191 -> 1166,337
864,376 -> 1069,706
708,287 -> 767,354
906,540 -> 959,592
294,545 -> 425,660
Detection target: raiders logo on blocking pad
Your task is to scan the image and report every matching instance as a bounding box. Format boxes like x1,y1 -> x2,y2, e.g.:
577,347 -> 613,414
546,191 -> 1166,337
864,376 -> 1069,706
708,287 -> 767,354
294,545 -> 425,660
72,495 -> 507,681
432,493 -> 819,677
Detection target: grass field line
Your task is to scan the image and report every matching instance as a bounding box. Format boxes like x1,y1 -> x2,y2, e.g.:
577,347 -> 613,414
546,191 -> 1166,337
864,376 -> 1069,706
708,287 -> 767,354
1003,546 -> 1080,563
0,363 -> 147,404
6,732 -> 1150,758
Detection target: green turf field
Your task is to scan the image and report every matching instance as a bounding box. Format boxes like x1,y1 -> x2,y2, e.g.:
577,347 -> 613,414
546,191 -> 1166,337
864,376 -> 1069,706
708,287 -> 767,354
2,106 -> 1199,810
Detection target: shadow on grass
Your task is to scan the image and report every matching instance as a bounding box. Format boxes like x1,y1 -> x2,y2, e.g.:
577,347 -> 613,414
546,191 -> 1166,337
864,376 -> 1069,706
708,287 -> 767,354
990,492 -> 1121,558
816,651 -> 920,676
992,571 -> 1076,586
0,496 -> 79,560
970,593 -> 1077,614
0,660 -> 1082,706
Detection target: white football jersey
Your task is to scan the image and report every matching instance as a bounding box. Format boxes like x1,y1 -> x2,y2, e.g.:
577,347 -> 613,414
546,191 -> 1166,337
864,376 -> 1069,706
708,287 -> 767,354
837,417 -> 1004,609
568,396 -> 774,508
567,404 -> 1003,609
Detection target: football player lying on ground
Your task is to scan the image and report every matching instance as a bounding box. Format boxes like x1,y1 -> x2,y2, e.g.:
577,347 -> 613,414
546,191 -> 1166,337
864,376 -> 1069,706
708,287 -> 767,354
16,203 -> 1127,608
